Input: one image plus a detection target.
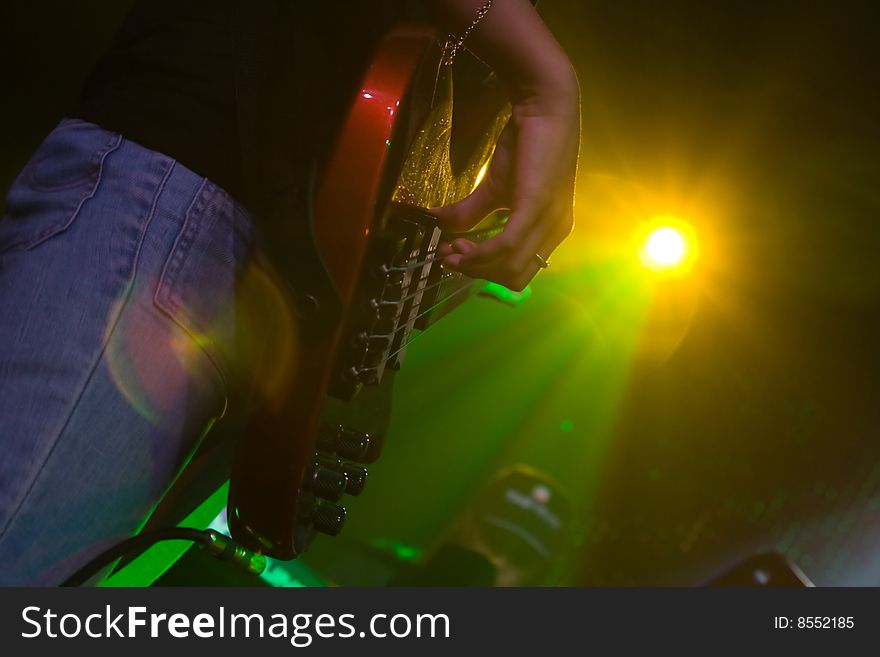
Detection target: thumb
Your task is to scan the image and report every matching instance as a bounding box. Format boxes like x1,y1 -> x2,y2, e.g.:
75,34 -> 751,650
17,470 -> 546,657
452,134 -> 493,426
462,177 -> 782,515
430,179 -> 499,233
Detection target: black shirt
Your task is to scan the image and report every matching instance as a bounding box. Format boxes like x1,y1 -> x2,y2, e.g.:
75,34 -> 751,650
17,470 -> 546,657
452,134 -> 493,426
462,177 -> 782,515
76,0 -> 244,201
75,0 -> 408,208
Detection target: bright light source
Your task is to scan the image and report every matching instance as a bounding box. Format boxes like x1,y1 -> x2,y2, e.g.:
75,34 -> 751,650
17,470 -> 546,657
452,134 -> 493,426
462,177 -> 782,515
645,227 -> 686,266
637,218 -> 698,274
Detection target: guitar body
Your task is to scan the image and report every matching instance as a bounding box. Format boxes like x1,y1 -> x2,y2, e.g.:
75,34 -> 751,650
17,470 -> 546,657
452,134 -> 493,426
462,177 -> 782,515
228,24 -> 508,559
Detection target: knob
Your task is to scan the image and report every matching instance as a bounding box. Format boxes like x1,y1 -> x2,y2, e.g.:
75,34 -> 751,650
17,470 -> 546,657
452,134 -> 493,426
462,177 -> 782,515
317,425 -> 371,461
339,427 -> 371,460
307,464 -> 348,502
362,431 -> 385,463
340,463 -> 367,496
312,500 -> 346,536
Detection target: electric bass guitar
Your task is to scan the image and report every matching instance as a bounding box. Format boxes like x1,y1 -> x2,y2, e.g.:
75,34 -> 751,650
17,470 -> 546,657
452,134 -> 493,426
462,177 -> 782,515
228,24 -> 510,559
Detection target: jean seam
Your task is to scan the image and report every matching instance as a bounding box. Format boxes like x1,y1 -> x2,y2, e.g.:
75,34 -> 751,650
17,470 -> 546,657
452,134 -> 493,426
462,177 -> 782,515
23,127 -> 118,193
22,132 -> 123,252
0,153 -> 176,545
155,179 -> 209,309
152,181 -> 229,386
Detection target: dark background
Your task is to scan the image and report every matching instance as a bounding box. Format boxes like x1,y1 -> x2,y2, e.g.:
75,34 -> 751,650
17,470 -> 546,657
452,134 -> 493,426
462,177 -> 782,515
2,1 -> 879,586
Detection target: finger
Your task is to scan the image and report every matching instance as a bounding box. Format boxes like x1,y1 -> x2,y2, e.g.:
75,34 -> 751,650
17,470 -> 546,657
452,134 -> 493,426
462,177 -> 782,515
504,208 -> 572,274
437,238 -> 476,258
429,179 -> 501,233
440,239 -> 479,270
449,204 -> 537,268
448,217 -> 564,290
451,238 -> 478,254
494,219 -> 569,290
444,255 -> 541,292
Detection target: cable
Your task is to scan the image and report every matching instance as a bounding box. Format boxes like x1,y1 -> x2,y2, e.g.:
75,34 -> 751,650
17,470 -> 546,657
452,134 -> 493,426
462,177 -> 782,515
60,528 -> 267,587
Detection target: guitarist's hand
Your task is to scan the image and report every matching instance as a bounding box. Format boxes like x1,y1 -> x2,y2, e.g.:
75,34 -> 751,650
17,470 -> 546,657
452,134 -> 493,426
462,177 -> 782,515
428,0 -> 580,291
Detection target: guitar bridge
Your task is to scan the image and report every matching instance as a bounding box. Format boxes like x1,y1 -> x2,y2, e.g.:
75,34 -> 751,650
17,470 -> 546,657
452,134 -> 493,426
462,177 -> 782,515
330,204 -> 443,399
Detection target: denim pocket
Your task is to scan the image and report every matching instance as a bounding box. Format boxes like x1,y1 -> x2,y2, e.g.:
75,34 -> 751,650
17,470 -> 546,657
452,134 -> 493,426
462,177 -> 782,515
153,180 -> 255,382
0,119 -> 121,255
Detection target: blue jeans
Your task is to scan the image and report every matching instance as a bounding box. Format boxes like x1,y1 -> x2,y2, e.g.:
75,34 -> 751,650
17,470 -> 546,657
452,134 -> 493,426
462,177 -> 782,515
0,119 -> 257,585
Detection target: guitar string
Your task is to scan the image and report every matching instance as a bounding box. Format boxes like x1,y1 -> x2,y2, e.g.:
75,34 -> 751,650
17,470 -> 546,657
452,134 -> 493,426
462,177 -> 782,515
386,226 -> 504,272
386,252 -> 440,272
356,224 -> 504,368
378,267 -> 452,306
370,227 -> 507,336
383,281 -> 474,365
381,226 -> 505,302
373,272 -> 467,340
384,282 -> 473,360
358,279 -> 474,372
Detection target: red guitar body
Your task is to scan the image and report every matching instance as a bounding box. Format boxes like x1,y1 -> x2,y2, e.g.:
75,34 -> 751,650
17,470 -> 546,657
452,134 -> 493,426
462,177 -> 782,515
227,24 -> 508,559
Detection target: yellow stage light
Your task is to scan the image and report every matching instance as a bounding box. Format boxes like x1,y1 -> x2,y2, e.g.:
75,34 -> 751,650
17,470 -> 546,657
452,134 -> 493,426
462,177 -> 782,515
637,217 -> 698,275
